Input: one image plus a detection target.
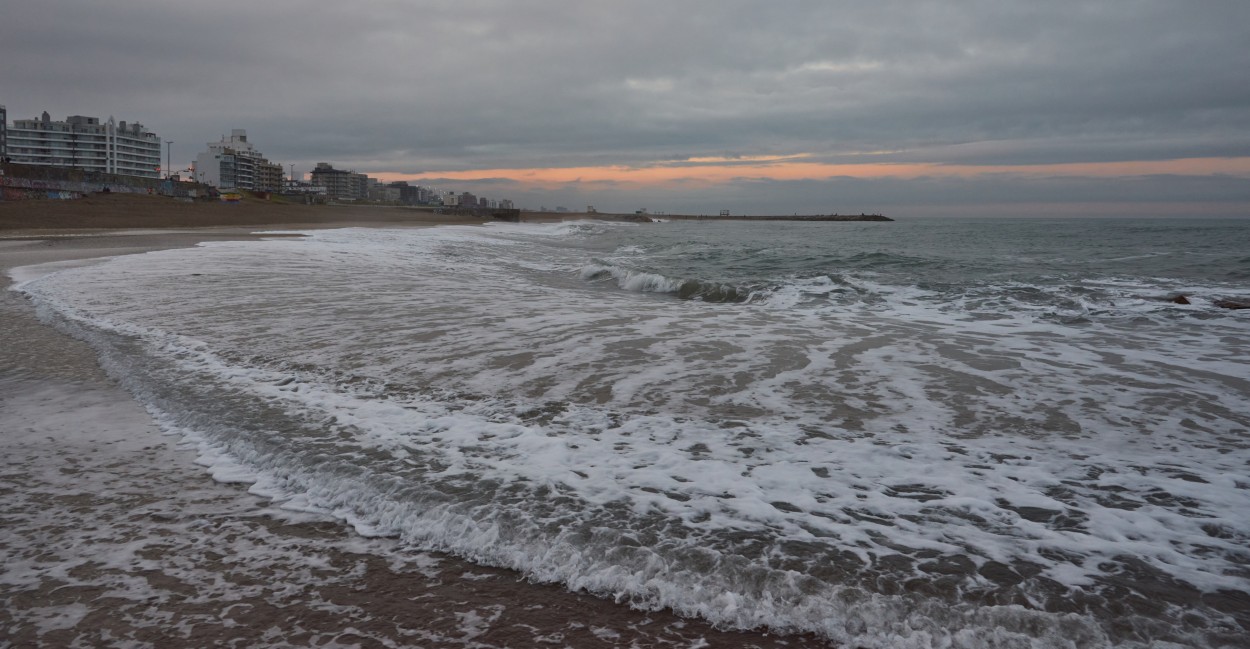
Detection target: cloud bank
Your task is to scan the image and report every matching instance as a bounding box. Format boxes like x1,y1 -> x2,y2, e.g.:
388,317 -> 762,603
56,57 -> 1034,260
3,0 -> 1248,215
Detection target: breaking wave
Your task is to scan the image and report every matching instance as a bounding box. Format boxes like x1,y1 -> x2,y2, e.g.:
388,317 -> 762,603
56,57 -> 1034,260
580,261 -> 754,303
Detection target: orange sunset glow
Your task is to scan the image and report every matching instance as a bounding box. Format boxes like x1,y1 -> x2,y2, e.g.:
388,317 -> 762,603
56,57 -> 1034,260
383,156 -> 1250,189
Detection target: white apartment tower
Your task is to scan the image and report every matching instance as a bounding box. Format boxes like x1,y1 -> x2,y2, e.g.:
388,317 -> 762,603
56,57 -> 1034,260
5,112 -> 162,178
194,129 -> 283,192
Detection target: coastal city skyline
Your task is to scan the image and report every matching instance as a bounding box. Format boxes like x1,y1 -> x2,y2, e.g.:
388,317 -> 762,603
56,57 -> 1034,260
3,1 -> 1248,217
0,112 -> 519,209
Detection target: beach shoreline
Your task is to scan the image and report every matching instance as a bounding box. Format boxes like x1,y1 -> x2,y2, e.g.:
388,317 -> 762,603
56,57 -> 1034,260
0,206 -> 836,647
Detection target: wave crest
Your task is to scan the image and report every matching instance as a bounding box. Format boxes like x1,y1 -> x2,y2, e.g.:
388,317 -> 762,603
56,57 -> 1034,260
580,262 -> 752,303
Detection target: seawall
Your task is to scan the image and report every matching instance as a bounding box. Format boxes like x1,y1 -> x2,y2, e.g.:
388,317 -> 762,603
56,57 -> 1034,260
0,162 -> 208,202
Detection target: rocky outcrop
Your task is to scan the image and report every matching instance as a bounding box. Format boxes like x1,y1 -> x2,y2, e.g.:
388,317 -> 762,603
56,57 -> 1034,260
1163,295 -> 1250,310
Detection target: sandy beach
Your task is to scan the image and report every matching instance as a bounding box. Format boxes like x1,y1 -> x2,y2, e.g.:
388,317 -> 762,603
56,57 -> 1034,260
0,197 -> 833,648
0,192 -> 580,233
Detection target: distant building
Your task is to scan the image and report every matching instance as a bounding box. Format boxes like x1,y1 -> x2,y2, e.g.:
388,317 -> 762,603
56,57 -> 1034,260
284,178 -> 326,195
386,181 -> 422,205
255,159 -> 285,193
5,111 -> 161,178
194,129 -> 284,192
368,180 -> 402,203
0,104 -> 7,160
309,162 -> 368,200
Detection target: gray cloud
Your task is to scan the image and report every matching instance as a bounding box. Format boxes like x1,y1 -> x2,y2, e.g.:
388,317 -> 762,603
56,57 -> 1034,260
3,0 -> 1248,214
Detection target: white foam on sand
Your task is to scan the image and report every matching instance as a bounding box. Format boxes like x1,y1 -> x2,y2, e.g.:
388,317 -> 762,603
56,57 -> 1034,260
0,379 -> 340,640
6,376 -> 706,647
7,257 -> 116,288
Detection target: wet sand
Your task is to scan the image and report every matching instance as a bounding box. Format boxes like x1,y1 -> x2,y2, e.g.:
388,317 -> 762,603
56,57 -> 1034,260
0,202 -> 836,647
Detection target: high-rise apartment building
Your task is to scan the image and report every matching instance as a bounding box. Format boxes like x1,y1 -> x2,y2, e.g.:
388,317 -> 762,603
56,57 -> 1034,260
194,129 -> 284,192
5,112 -> 162,178
310,162 -> 368,200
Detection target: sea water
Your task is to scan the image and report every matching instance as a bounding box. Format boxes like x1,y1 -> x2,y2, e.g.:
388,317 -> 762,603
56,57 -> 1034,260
14,217 -> 1250,647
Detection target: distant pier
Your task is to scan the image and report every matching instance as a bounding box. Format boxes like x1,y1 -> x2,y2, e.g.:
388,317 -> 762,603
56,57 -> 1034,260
663,213 -> 892,222
517,210 -> 892,223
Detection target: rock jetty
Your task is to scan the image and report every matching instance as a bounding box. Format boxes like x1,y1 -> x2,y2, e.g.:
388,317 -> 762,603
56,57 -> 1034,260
662,213 -> 892,222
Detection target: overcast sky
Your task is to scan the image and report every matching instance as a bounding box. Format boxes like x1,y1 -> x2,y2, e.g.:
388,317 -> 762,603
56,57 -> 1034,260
4,0 -> 1248,216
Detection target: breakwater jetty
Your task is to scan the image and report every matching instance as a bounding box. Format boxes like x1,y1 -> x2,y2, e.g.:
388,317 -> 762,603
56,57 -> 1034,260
664,213 -> 892,222
517,210 -> 891,223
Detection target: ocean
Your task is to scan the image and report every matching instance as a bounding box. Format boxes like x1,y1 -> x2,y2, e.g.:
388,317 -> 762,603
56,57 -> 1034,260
13,217 -> 1250,647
